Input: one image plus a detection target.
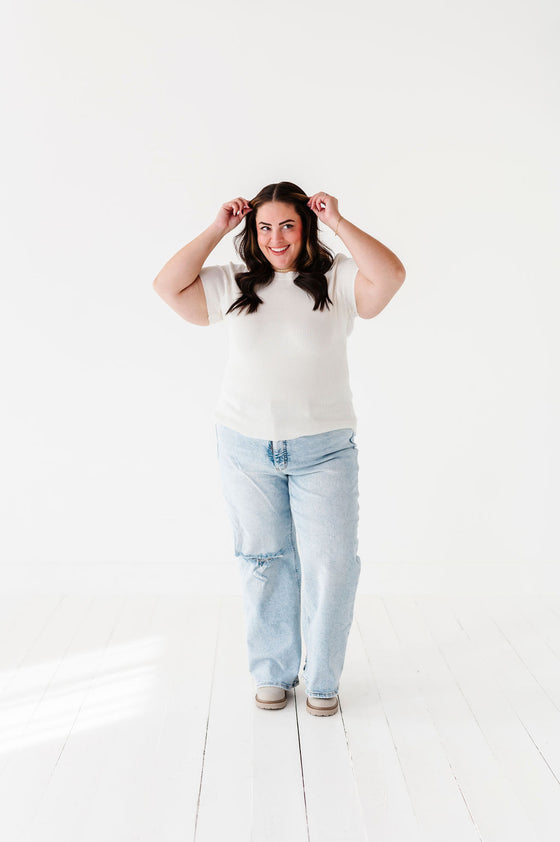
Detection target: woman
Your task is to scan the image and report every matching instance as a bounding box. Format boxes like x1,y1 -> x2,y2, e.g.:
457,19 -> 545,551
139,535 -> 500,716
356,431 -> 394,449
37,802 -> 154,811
153,181 -> 405,716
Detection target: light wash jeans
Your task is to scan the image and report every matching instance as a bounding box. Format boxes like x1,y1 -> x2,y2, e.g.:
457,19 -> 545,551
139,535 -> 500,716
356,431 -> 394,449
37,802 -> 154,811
215,423 -> 361,699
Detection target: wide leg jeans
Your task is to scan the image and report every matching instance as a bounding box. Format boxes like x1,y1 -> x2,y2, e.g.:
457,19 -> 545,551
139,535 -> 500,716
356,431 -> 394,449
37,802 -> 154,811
215,423 -> 361,699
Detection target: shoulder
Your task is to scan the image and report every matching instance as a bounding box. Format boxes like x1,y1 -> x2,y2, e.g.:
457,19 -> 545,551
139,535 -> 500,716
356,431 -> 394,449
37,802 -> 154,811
198,260 -> 247,325
328,253 -> 358,318
200,260 -> 246,280
329,252 -> 356,273
199,261 -> 247,298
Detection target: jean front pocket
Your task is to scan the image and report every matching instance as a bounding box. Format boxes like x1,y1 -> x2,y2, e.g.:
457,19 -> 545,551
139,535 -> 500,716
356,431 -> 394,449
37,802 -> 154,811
349,431 -> 357,448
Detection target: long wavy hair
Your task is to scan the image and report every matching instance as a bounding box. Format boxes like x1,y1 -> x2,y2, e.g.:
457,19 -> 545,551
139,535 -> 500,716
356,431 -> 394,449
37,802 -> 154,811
226,181 -> 336,317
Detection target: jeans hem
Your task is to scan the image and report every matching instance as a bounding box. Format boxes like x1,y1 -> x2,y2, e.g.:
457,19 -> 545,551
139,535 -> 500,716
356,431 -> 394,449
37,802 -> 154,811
305,690 -> 339,698
255,678 -> 300,690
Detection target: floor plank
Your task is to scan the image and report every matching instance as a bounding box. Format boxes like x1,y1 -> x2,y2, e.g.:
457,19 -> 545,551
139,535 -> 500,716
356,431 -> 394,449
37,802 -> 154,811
75,594 -> 220,842
339,616 -> 422,841
252,681 -> 308,840
388,594 -> 539,842
357,595 -> 482,841
1,596 -> 125,841
295,681 -> 368,842
443,594 -> 560,841
0,596 -> 65,702
194,595 -> 254,842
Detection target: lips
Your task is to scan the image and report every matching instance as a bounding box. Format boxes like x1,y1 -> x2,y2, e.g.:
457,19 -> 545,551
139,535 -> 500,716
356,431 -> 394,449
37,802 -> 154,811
270,246 -> 289,254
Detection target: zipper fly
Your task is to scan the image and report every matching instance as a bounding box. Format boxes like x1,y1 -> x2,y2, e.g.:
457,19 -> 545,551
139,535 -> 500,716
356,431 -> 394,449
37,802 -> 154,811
268,439 -> 288,471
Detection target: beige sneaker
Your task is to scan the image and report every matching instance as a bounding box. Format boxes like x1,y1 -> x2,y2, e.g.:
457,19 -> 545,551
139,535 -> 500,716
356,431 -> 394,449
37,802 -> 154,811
255,686 -> 288,709
306,695 -> 339,716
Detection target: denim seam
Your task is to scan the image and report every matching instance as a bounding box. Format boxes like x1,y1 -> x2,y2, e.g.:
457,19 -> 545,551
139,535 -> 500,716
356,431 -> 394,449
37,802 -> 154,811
256,680 -> 299,691
306,691 -> 339,699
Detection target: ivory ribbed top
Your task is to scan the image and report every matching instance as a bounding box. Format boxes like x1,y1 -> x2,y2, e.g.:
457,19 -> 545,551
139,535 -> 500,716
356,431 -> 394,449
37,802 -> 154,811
199,252 -> 359,441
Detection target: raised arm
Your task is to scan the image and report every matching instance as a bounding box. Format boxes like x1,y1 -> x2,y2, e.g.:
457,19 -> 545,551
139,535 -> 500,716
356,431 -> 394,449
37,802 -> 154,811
152,223 -> 224,296
152,197 -> 252,325
307,191 -> 406,320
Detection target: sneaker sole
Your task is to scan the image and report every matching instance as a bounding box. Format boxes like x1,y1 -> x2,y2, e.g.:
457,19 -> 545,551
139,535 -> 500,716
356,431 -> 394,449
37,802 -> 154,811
306,696 -> 339,716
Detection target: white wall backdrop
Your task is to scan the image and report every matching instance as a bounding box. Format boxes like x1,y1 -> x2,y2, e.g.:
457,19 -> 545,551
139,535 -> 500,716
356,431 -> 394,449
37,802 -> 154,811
2,0 -> 558,593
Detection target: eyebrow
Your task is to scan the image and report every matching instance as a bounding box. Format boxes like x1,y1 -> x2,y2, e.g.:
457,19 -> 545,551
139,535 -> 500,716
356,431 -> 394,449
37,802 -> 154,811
258,219 -> 295,226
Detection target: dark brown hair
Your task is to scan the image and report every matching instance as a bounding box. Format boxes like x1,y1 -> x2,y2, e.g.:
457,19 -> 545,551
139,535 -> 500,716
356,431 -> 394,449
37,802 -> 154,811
226,181 -> 335,316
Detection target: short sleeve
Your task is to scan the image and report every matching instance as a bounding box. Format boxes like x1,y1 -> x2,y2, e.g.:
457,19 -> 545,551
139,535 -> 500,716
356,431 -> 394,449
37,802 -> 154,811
334,253 -> 358,319
199,261 -> 244,325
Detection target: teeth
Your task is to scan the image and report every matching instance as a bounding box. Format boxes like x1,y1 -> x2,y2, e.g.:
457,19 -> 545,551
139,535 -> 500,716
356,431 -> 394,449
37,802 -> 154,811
270,246 -> 288,253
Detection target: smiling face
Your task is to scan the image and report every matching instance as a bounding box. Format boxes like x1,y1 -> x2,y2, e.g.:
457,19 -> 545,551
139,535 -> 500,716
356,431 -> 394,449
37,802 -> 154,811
256,201 -> 303,272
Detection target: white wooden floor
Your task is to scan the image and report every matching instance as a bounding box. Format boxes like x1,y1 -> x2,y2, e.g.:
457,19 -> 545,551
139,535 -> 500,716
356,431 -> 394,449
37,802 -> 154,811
1,593 -> 559,842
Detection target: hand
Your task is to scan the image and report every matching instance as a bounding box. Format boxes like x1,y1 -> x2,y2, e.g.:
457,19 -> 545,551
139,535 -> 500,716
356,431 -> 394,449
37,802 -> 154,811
306,192 -> 341,231
214,197 -> 253,234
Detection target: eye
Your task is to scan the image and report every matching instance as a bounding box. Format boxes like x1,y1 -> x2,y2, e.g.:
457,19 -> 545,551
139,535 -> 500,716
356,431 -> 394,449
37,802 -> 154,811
259,224 -> 293,232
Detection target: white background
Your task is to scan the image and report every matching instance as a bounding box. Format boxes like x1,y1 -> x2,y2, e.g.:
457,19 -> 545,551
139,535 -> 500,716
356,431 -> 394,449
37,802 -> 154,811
2,0 -> 558,594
